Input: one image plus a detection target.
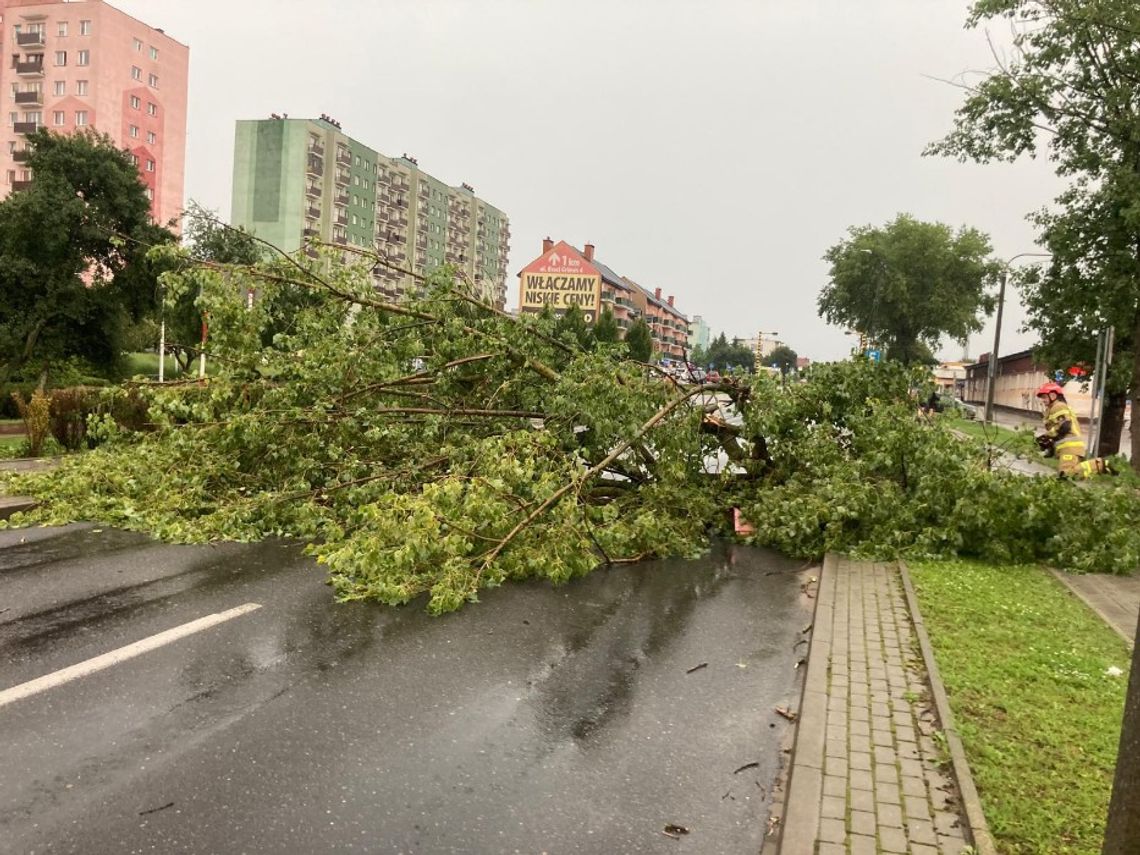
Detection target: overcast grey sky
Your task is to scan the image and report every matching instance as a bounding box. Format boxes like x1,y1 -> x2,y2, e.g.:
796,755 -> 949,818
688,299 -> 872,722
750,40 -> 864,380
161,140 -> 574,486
115,0 -> 1062,362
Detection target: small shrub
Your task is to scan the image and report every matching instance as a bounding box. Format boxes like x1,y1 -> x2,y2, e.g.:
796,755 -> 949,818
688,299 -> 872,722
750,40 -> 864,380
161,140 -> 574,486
11,390 -> 51,457
49,387 -> 98,451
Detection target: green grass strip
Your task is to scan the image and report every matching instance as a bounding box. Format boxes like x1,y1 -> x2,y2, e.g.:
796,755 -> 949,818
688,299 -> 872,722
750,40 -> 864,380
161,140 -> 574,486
908,559 -> 1129,855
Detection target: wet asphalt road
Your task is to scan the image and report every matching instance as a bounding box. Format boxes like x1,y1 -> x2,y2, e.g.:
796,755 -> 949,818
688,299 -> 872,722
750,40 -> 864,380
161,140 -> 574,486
0,525 -> 814,854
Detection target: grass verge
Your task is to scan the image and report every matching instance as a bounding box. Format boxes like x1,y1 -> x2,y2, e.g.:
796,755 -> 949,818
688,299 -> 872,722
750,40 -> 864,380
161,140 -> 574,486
946,416 -> 1058,470
908,559 -> 1129,855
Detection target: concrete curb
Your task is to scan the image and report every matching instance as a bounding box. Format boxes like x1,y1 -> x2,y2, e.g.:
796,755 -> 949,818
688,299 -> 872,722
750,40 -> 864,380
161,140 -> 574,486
0,496 -> 38,521
898,560 -> 997,855
775,553 -> 836,854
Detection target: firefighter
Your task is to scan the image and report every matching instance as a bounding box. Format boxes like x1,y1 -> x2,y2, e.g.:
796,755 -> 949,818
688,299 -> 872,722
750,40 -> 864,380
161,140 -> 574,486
1035,381 -> 1113,478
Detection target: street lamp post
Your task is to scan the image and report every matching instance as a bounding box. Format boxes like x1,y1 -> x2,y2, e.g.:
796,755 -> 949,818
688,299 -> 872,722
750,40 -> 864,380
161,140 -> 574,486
983,252 -> 1051,424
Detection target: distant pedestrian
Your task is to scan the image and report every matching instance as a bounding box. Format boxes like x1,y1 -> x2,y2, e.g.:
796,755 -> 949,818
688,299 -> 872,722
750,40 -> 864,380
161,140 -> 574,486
1035,382 -> 1114,478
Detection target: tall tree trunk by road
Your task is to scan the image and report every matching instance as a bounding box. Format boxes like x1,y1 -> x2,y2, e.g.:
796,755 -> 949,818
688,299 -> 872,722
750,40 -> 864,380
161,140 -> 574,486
1102,617 -> 1140,854
1098,392 -> 1126,458
1133,313 -> 1140,474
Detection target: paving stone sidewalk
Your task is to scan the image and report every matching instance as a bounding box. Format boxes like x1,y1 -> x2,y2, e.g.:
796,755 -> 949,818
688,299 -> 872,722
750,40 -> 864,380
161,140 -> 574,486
778,557 -> 989,855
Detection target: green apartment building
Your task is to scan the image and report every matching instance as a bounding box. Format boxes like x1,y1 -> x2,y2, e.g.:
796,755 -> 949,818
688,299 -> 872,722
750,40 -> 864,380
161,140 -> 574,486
231,115 -> 511,307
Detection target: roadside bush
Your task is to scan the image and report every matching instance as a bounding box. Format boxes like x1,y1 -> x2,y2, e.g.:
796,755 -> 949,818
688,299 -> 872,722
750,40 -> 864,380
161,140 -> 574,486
48,387 -> 98,451
11,390 -> 51,457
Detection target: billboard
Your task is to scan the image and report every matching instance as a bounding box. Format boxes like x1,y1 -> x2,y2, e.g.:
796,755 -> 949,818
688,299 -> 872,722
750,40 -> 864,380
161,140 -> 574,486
518,243 -> 603,324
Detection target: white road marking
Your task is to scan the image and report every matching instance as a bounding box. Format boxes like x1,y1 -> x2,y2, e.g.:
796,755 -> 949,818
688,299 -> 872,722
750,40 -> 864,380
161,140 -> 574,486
0,603 -> 262,709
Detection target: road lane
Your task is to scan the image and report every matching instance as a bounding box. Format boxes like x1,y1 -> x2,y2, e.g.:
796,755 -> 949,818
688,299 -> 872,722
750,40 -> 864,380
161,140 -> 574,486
1,530 -> 813,854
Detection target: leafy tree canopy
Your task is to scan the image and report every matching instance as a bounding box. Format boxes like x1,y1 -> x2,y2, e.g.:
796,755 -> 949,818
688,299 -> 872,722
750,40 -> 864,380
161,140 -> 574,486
767,345 -> 798,374
624,317 -> 654,362
928,0 -> 1140,467
818,214 -> 999,365
593,307 -> 620,345
705,333 -> 755,372
0,129 -> 174,386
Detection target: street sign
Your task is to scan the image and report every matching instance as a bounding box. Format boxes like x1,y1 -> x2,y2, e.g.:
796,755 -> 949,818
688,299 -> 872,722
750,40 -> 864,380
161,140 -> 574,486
867,349 -> 881,363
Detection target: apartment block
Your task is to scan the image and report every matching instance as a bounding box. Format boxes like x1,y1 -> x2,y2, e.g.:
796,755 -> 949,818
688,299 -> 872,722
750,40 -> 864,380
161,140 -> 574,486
517,238 -> 691,360
0,0 -> 189,227
231,116 -> 510,308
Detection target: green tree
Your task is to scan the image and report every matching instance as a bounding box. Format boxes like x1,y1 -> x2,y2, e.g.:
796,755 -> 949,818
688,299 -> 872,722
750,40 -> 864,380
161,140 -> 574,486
555,304 -> 594,352
158,204 -> 267,372
624,317 -> 653,362
0,129 -> 173,387
593,308 -> 620,345
927,0 -> 1140,468
704,333 -> 755,373
768,345 -> 798,375
818,214 -> 998,365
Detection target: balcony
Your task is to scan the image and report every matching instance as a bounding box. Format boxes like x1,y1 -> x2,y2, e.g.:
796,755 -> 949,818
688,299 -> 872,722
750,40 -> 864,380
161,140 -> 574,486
302,226 -> 320,238
14,90 -> 43,106
306,155 -> 323,176
15,61 -> 44,77
335,211 -> 348,226
13,121 -> 41,135
12,149 -> 31,163
306,204 -> 321,219
308,142 -> 325,158
12,179 -> 33,192
305,183 -> 320,198
336,149 -> 351,166
334,192 -> 349,207
17,32 -> 46,48
334,170 -> 350,187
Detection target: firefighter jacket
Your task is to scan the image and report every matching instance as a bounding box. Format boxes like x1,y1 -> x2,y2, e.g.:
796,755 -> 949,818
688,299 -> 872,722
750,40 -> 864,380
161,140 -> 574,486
1044,399 -> 1086,456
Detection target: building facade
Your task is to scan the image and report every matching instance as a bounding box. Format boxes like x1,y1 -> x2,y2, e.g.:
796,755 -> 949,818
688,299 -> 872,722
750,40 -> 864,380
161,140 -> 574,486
964,349 -> 1093,418
231,116 -> 510,308
688,315 -> 710,353
516,239 -> 691,360
0,0 -> 189,227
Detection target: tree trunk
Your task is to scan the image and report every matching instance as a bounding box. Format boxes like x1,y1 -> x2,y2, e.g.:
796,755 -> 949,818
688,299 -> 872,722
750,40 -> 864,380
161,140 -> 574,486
1133,313 -> 1140,474
1098,391 -> 1127,457
1102,616 -> 1140,854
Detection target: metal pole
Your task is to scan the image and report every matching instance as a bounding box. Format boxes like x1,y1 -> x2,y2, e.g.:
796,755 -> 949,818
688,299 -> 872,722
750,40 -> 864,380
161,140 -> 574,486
984,267 -> 1007,424
1091,326 -> 1115,457
157,319 -> 165,383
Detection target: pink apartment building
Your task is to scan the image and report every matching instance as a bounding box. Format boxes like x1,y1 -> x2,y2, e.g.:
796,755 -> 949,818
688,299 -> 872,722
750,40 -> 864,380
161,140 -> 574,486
0,0 -> 188,227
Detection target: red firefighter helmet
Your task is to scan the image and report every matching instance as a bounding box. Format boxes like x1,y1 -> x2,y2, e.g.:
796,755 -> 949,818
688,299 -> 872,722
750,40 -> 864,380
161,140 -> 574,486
1036,381 -> 1065,399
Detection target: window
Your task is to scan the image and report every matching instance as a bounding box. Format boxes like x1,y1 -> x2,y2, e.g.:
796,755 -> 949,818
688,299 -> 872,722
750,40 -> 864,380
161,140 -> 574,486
130,154 -> 138,165
148,73 -> 158,88
133,38 -> 142,52
149,46 -> 158,61
146,131 -> 156,144
54,80 -> 65,96
145,187 -> 153,201
145,159 -> 155,172
8,112 -> 17,127
77,50 -> 89,66
146,102 -> 157,116
130,95 -> 140,109
75,110 -> 87,126
129,124 -> 139,138
54,51 -> 67,66
58,22 -> 68,37
76,80 -> 88,96
80,20 -> 92,36
131,66 -> 141,80
53,110 -> 65,126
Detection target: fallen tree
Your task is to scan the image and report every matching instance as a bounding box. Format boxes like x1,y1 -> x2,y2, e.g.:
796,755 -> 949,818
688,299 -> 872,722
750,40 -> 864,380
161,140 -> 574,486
3,240 -> 1139,612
